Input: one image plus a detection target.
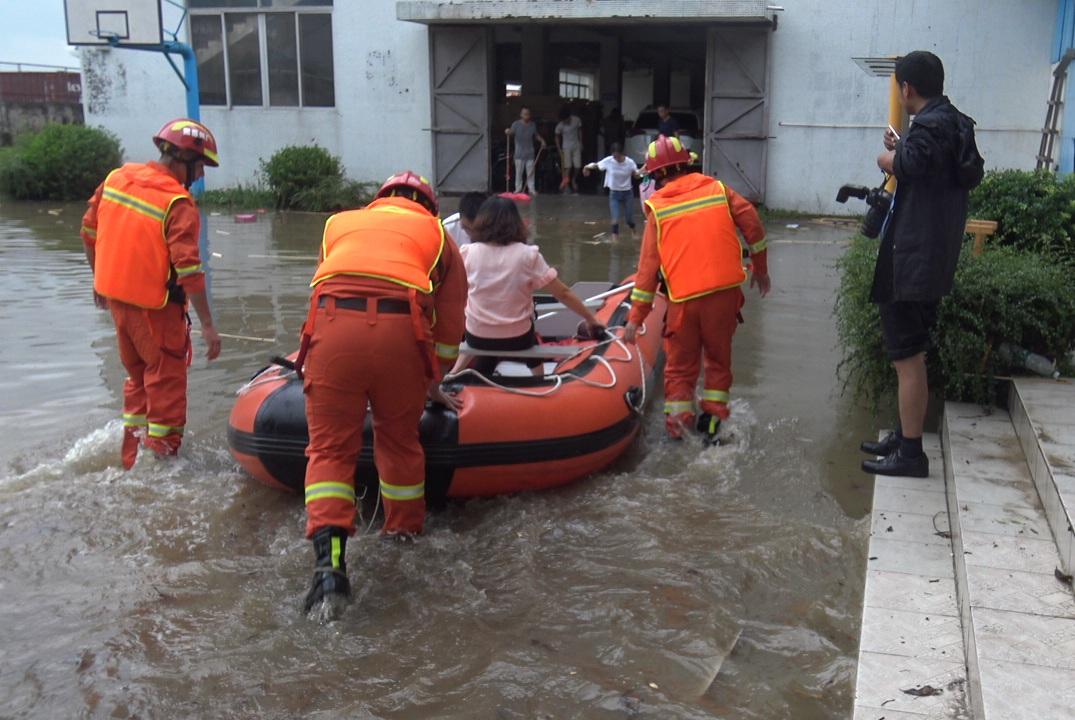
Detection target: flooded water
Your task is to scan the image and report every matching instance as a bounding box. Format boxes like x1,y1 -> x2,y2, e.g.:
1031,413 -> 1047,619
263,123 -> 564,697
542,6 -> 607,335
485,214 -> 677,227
0,195 -> 875,718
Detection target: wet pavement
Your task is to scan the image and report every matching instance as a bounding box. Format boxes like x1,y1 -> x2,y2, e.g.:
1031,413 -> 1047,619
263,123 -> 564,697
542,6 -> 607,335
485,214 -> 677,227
0,195 -> 875,718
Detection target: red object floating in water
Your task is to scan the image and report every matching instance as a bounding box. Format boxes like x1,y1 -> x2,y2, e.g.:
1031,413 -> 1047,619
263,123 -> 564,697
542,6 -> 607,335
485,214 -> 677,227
234,213 -> 258,223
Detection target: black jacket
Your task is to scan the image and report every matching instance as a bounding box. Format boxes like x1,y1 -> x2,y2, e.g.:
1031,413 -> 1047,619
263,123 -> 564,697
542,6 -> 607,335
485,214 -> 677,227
871,96 -> 979,303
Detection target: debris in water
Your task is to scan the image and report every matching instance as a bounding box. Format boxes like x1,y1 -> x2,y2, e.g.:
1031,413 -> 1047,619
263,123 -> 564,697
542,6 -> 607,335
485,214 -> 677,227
216,230 -> 231,236
902,685 -> 943,697
1056,567 -> 1073,586
785,223 -> 799,229
592,232 -> 607,240
48,208 -> 63,216
647,682 -> 659,690
212,252 -> 223,258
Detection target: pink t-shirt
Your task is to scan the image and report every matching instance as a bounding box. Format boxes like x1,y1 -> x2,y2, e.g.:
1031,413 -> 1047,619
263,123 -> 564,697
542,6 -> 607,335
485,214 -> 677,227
460,241 -> 558,338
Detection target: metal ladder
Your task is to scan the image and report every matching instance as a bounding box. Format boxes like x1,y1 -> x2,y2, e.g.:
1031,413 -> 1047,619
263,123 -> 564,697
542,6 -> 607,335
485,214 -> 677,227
1037,50 -> 1075,170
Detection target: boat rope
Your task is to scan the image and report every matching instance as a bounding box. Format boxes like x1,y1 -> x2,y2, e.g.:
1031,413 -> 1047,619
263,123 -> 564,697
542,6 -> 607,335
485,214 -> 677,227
443,323 -> 649,399
236,324 -> 651,405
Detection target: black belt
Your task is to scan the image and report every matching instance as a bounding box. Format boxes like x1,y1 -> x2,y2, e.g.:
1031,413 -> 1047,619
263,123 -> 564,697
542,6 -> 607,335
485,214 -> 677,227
318,296 -> 411,314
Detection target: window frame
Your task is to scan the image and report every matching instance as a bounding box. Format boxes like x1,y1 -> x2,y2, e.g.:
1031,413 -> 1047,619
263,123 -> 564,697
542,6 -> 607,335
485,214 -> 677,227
190,6 -> 334,110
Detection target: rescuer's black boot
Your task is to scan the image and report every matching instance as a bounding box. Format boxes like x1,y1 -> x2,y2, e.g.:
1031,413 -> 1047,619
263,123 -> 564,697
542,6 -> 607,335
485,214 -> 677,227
303,526 -> 351,616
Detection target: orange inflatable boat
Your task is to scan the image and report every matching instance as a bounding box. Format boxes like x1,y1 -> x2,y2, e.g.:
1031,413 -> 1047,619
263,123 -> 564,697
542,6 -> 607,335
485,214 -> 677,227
227,280 -> 666,502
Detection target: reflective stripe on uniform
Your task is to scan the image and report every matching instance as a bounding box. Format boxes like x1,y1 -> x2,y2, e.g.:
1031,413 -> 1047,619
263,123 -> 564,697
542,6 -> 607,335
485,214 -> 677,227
652,194 -> 728,222
330,536 -> 343,569
749,238 -> 768,254
122,413 -> 147,427
435,342 -> 459,360
175,263 -> 203,277
102,186 -> 167,222
304,481 -> 356,505
664,400 -> 694,415
81,225 -> 97,238
630,287 -> 655,304
147,422 -> 184,438
379,479 -> 424,501
701,389 -> 730,403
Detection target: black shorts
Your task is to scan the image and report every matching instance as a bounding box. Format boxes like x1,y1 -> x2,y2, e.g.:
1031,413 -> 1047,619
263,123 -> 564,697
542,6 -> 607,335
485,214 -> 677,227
879,301 -> 939,361
465,327 -> 543,373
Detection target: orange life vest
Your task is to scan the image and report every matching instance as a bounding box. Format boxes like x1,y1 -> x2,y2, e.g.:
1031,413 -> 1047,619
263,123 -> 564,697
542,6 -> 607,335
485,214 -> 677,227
94,163 -> 191,309
644,173 -> 745,302
311,196 -> 446,293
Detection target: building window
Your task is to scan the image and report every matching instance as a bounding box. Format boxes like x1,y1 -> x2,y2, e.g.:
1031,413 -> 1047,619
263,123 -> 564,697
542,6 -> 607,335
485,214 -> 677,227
559,70 -> 594,100
190,2 -> 333,108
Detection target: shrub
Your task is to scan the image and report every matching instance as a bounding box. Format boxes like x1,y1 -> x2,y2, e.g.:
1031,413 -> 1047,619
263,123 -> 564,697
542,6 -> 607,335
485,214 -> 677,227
291,178 -> 379,213
969,169 -> 1075,260
260,145 -> 342,210
0,124 -> 122,201
836,237 -> 1075,407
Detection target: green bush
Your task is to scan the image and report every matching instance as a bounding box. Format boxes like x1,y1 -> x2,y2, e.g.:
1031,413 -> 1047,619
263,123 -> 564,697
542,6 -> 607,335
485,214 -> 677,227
0,124 -> 122,201
260,145 -> 343,210
836,237 -> 1075,407
291,178 -> 379,213
969,169 -> 1075,259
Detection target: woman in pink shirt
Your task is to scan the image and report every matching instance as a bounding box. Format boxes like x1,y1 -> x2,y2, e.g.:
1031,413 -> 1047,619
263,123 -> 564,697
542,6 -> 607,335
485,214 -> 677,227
455,196 -> 604,376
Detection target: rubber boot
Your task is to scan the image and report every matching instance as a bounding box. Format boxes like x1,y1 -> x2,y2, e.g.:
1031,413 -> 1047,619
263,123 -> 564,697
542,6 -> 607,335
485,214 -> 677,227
121,427 -> 141,470
303,526 -> 351,615
696,413 -> 722,446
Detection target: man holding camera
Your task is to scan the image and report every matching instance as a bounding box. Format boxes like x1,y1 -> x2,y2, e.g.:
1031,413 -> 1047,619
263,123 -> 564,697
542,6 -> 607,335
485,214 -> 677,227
861,51 -> 983,477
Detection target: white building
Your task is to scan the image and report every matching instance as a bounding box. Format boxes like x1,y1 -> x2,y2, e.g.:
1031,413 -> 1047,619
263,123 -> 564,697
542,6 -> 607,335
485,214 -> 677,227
80,0 -> 1053,214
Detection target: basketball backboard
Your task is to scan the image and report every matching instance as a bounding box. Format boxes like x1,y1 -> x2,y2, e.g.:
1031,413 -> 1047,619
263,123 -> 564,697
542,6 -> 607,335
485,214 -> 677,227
65,0 -> 163,46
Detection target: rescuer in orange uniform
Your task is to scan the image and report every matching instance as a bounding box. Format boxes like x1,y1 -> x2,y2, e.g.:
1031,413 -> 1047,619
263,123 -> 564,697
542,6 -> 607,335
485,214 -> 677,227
624,136 -> 771,443
81,119 -> 222,469
300,172 -> 467,613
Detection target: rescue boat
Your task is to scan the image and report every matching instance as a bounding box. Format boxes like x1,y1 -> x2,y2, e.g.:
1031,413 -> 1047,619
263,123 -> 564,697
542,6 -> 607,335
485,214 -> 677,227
227,280 -> 665,502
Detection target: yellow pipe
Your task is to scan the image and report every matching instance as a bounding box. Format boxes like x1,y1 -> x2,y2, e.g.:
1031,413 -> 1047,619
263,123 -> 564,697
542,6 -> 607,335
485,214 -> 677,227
885,73 -> 906,193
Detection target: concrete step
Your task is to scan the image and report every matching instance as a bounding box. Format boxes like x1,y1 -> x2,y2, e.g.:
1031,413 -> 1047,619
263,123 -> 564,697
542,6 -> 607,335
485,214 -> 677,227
943,403 -> 1075,719
853,434 -> 971,720
1009,378 -> 1075,577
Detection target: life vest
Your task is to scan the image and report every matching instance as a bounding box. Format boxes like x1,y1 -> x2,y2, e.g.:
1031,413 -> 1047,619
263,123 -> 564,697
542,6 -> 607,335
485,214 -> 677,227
644,173 -> 745,302
311,196 -> 446,293
94,163 -> 192,309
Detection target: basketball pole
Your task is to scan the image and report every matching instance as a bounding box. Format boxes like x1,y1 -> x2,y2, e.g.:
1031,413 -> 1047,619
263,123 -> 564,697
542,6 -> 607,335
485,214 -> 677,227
108,38 -> 203,196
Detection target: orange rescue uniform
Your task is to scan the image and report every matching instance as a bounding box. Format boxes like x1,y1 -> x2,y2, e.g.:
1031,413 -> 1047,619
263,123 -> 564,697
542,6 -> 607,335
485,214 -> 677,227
302,196 -> 467,539
82,162 -> 206,466
628,173 -> 767,435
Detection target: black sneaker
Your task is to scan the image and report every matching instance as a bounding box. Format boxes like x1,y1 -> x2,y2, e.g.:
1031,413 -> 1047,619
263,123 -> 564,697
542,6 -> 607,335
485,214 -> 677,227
861,431 -> 900,456
862,449 -> 929,478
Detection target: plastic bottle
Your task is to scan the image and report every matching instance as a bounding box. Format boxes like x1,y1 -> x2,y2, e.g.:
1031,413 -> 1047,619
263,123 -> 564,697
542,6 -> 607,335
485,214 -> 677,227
998,343 -> 1061,379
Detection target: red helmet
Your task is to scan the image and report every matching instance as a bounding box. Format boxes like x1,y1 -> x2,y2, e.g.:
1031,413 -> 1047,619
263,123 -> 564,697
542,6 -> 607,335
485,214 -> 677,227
640,134 -> 691,175
153,118 -> 220,167
376,171 -> 438,213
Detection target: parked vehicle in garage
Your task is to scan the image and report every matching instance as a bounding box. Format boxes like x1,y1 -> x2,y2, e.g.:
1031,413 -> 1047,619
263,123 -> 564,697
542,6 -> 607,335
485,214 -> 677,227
625,106 -> 703,167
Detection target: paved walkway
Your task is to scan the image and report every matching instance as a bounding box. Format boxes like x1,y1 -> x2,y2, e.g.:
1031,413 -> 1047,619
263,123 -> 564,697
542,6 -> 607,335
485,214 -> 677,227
854,378 -> 1075,719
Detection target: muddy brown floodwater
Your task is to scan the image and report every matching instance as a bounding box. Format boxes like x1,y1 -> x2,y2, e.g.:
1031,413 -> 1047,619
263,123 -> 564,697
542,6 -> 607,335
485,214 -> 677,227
0,195 -> 877,718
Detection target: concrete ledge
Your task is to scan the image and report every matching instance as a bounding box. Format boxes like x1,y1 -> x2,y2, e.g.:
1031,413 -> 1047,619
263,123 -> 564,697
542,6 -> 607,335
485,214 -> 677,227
943,403 -> 1075,719
1010,378 -> 1075,576
853,436 -> 970,719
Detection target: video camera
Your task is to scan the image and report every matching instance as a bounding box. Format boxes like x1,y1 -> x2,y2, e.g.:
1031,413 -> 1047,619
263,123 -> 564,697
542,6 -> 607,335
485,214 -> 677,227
835,179 -> 892,239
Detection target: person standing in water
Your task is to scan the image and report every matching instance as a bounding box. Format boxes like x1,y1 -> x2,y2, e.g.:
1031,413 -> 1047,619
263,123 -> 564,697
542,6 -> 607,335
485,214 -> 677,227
583,142 -> 641,242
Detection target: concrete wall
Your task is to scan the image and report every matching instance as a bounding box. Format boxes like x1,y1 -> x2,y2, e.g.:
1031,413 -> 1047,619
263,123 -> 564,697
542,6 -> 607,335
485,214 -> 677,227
82,1 -> 1053,211
81,2 -> 431,190
766,0 -> 1054,213
0,103 -> 83,145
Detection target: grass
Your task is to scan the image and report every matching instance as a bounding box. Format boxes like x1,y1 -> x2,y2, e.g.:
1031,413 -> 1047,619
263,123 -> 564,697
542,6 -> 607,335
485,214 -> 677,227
199,184 -> 275,210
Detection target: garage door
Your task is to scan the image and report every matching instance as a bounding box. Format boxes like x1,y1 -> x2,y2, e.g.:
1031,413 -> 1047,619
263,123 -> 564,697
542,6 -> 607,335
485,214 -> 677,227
704,27 -> 770,203
429,26 -> 490,193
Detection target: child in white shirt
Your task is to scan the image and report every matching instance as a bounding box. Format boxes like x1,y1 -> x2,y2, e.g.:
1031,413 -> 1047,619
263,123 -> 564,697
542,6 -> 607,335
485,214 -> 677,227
583,143 -> 641,242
